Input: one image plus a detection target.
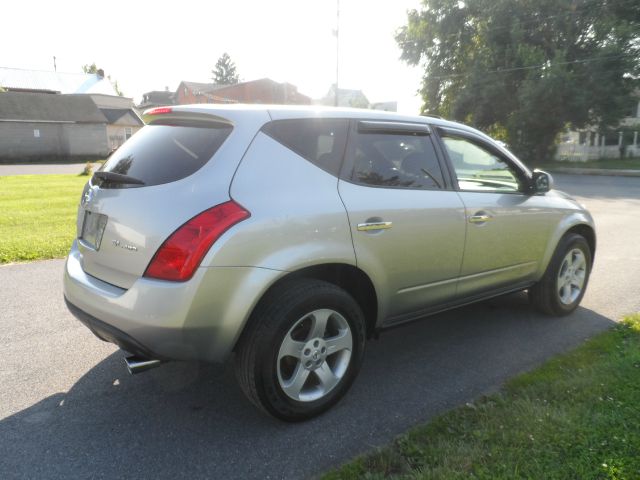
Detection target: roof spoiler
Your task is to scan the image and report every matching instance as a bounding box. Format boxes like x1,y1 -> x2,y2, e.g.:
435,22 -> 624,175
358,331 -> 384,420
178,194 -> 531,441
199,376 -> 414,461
142,107 -> 233,127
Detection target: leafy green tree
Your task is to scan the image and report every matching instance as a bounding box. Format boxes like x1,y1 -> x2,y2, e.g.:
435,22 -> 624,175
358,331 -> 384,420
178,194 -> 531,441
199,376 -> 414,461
396,0 -> 640,164
82,63 -> 98,74
212,53 -> 240,85
82,64 -> 124,96
113,80 -> 123,97
108,76 -> 124,97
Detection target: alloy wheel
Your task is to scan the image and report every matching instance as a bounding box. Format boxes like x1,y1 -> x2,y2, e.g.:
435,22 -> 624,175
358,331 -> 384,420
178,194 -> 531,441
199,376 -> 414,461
277,308 -> 353,402
556,248 -> 587,305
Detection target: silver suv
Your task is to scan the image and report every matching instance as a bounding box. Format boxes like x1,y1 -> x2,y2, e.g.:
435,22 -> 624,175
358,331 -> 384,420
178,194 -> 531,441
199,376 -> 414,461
64,105 -> 595,421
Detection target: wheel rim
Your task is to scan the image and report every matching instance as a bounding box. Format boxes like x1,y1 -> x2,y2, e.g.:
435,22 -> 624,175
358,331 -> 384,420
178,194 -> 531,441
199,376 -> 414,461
277,308 -> 353,402
556,248 -> 587,305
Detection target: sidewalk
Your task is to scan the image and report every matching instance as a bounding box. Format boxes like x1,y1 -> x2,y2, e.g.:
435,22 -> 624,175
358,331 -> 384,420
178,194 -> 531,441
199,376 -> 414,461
0,163 -> 99,176
546,167 -> 640,177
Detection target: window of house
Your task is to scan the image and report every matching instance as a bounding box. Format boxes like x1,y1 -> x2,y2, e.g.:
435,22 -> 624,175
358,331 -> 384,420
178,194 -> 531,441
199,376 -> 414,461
442,135 -> 521,192
604,133 -> 619,146
125,127 -> 133,140
578,131 -> 587,145
348,132 -> 444,189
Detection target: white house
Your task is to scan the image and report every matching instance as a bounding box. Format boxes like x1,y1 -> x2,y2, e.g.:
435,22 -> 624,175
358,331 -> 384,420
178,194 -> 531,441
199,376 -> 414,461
556,98 -> 640,161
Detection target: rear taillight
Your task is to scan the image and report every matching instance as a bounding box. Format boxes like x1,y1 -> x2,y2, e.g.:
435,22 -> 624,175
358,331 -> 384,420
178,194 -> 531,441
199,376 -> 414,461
144,201 -> 250,282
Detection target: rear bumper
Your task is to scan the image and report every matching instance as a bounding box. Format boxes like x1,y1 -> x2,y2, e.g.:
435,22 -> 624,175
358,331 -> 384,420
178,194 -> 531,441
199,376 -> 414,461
65,297 -> 164,360
63,240 -> 283,362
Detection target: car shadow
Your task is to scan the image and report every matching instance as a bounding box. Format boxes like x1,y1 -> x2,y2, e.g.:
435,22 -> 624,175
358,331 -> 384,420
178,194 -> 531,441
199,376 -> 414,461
0,293 -> 615,479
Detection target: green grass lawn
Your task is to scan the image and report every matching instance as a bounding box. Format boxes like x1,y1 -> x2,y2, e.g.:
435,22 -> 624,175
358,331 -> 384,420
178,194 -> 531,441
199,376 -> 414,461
325,315 -> 640,480
0,175 -> 87,263
0,158 -> 106,165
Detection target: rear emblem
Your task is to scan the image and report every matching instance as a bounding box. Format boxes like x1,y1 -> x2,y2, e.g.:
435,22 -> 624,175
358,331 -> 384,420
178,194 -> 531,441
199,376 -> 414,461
81,188 -> 95,206
112,240 -> 138,252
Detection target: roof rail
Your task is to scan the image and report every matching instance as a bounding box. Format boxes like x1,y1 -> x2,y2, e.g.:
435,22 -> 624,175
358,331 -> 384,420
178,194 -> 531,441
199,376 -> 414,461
420,112 -> 443,119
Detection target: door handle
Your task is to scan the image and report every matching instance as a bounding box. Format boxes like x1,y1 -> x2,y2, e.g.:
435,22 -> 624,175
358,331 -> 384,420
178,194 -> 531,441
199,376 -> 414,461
469,214 -> 492,224
357,221 -> 393,232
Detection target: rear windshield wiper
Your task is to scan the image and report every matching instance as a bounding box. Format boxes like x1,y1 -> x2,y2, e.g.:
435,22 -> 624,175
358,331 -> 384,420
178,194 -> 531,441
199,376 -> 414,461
92,171 -> 146,186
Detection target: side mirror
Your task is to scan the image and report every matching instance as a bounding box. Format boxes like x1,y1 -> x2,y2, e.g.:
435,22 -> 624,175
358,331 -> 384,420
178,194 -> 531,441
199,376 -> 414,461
532,169 -> 553,194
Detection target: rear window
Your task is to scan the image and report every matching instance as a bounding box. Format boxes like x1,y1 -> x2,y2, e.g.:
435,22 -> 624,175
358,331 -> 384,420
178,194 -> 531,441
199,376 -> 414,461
262,119 -> 349,176
97,124 -> 232,188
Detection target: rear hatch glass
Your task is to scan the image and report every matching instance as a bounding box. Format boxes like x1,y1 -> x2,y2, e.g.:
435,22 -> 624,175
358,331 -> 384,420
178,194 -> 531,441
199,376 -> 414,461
78,121 -> 234,288
96,124 -> 232,188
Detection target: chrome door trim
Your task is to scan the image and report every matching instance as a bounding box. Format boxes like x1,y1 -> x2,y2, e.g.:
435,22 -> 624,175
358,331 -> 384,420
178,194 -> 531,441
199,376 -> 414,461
457,261 -> 538,282
397,276 -> 458,294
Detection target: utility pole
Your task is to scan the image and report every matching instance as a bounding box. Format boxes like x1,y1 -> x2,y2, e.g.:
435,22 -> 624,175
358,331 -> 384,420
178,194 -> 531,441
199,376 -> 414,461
335,0 -> 340,107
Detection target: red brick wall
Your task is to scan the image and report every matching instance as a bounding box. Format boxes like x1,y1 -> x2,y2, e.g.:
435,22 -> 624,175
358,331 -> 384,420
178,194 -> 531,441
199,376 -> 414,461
176,79 -> 311,106
175,84 -> 210,105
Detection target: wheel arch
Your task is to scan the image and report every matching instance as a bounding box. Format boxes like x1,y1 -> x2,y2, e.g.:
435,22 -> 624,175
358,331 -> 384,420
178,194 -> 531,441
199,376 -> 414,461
234,263 -> 379,352
565,223 -> 596,265
537,218 -> 596,280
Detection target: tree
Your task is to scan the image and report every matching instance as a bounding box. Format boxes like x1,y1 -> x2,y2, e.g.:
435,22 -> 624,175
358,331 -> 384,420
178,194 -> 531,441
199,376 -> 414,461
82,63 -> 125,96
106,75 -> 124,97
396,0 -> 640,164
212,53 -> 240,85
82,63 -> 98,74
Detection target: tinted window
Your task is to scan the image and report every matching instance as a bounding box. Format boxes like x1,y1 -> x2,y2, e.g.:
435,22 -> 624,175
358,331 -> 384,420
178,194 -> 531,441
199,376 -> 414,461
348,132 -> 444,189
263,119 -> 348,176
98,124 -> 232,188
442,136 -> 521,192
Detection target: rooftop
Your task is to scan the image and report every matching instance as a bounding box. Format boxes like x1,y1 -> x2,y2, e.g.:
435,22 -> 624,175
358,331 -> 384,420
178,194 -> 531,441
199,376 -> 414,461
0,67 -> 119,96
0,92 -> 108,123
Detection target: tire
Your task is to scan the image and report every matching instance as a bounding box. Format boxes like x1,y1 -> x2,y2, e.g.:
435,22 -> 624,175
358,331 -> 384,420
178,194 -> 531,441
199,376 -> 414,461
529,233 -> 592,316
234,279 -> 366,422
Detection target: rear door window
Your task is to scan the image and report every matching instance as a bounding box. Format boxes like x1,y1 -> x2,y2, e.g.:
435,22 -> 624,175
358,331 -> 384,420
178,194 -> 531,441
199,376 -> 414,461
347,131 -> 445,189
97,124 -> 232,188
262,119 -> 349,176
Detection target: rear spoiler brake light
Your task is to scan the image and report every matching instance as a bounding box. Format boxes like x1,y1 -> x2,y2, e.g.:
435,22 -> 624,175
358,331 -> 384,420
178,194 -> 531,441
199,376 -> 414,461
142,108 -> 233,128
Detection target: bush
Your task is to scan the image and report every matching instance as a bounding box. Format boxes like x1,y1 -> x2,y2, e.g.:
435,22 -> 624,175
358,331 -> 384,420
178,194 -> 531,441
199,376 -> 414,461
80,161 -> 93,176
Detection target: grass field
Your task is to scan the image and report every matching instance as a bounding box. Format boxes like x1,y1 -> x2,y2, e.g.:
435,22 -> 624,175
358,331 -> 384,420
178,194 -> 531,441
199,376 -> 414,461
324,315 -> 640,480
0,175 -> 87,263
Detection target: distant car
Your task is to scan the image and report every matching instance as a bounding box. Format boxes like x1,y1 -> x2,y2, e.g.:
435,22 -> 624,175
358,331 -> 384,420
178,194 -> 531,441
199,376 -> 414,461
64,105 -> 595,421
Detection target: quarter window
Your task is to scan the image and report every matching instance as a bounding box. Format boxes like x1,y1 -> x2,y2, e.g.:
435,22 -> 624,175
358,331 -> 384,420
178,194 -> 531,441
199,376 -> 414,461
263,119 -> 349,176
348,132 -> 444,189
442,136 -> 521,192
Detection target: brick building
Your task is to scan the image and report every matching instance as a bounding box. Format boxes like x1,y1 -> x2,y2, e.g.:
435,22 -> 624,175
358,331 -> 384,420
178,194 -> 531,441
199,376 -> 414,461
174,78 -> 311,105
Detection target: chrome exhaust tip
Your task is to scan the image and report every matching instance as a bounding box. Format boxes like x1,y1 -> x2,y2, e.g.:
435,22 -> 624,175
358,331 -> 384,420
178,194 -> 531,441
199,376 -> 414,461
124,355 -> 162,374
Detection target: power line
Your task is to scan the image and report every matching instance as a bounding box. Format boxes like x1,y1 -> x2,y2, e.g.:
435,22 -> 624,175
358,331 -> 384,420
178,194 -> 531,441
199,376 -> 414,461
424,52 -> 638,81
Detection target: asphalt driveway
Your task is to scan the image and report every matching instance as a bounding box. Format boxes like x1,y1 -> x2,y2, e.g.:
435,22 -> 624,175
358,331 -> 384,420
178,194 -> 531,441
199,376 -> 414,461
0,174 -> 639,479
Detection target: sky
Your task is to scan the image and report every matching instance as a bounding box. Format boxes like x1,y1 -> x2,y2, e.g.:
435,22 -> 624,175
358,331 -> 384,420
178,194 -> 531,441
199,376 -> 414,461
1,0 -> 425,114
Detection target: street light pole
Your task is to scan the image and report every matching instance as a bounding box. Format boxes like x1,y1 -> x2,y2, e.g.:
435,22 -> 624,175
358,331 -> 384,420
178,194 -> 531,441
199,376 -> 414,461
335,0 -> 340,107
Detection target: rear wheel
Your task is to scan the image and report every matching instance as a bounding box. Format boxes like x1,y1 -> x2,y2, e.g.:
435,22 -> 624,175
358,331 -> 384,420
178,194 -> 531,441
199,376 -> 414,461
529,233 -> 592,316
235,279 -> 366,421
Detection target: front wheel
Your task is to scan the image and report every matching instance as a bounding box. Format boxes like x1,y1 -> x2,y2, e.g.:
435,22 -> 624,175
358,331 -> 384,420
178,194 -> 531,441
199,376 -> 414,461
234,279 -> 366,421
529,233 -> 592,316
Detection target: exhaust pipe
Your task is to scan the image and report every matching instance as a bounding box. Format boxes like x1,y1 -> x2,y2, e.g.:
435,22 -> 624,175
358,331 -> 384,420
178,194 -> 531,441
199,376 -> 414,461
124,355 -> 162,374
